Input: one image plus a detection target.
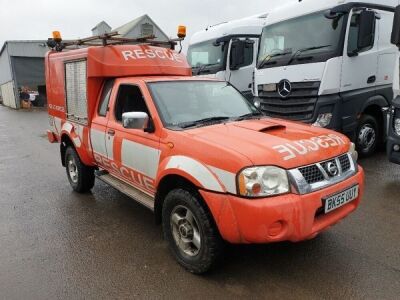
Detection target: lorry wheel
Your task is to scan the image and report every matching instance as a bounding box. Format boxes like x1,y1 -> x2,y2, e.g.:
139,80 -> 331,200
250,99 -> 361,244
65,146 -> 95,193
356,114 -> 379,158
162,189 -> 223,274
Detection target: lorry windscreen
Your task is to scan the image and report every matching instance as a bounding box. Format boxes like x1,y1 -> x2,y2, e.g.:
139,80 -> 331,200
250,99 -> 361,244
148,81 -> 260,129
258,10 -> 346,69
187,41 -> 226,75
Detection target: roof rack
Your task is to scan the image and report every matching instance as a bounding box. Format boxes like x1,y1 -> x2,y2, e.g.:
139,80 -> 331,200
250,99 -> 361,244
47,31 -> 184,52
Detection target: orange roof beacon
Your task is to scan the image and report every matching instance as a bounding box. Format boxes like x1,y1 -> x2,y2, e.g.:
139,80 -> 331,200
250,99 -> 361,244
45,30 -> 364,274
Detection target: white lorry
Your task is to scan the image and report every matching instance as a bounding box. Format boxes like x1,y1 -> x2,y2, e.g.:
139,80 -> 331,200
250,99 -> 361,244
187,14 -> 267,99
253,0 -> 398,157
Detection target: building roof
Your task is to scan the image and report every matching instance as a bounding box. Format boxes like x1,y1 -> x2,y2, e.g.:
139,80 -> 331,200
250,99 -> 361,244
0,40 -> 47,57
113,14 -> 169,40
91,21 -> 111,31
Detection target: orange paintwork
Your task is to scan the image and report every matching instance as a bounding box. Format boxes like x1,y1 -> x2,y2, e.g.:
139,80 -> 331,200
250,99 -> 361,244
46,44 -> 365,245
200,168 -> 364,244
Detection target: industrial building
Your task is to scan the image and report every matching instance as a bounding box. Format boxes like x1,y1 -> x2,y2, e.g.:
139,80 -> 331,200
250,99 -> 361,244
0,41 -> 48,109
0,15 -> 169,109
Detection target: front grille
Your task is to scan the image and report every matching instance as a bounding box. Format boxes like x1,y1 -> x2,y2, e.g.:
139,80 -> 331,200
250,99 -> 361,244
258,81 -> 320,122
299,154 -> 352,185
299,165 -> 325,184
339,154 -> 351,172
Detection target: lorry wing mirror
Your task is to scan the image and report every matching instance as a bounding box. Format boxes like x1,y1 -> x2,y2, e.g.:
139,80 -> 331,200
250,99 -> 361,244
122,112 -> 149,130
391,5 -> 400,48
357,10 -> 375,50
230,40 -> 246,71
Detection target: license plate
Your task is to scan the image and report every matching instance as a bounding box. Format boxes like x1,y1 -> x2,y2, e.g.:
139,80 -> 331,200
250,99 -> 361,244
324,185 -> 359,214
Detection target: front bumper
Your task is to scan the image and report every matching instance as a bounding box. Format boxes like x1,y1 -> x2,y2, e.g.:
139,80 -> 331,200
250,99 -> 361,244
200,167 -> 364,244
387,104 -> 400,164
387,129 -> 400,164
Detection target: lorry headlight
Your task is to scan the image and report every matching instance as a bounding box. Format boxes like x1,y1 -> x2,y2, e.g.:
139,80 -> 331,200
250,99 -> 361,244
312,113 -> 333,128
349,142 -> 358,163
394,118 -> 400,136
238,166 -> 289,198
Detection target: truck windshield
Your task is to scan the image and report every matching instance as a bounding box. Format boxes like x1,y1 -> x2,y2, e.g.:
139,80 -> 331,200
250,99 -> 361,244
148,81 -> 260,129
187,40 -> 226,75
258,11 -> 345,69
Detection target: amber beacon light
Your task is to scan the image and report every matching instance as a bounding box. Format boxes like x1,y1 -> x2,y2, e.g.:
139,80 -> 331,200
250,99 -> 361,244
52,31 -> 62,42
177,26 -> 186,39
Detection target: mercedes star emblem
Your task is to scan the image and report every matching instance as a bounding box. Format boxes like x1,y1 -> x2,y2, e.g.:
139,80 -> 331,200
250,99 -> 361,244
278,79 -> 292,98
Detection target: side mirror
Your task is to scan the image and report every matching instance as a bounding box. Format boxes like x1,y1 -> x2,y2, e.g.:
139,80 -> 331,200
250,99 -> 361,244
357,10 -> 375,50
391,5 -> 400,48
230,40 -> 246,71
122,112 -> 149,130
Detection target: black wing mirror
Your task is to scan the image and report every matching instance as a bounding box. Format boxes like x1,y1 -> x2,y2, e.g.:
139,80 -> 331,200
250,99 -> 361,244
391,5 -> 400,48
229,40 -> 246,71
357,10 -> 375,50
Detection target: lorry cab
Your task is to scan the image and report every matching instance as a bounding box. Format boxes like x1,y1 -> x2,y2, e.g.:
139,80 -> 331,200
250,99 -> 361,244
388,5 -> 400,164
187,14 -> 267,99
254,0 -> 399,157
46,33 -> 364,274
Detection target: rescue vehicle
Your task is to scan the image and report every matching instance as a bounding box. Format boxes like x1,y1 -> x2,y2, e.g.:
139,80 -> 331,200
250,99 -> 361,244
46,30 -> 364,274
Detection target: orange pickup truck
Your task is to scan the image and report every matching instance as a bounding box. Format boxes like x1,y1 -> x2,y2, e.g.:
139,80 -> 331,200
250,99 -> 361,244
46,33 -> 364,274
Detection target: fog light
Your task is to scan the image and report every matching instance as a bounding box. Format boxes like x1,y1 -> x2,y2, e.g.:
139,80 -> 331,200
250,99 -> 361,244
268,221 -> 285,237
395,118 -> 400,135
394,144 -> 400,152
313,113 -> 333,128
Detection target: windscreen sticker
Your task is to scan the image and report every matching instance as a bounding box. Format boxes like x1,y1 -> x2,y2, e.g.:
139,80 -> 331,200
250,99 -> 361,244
273,134 -> 346,161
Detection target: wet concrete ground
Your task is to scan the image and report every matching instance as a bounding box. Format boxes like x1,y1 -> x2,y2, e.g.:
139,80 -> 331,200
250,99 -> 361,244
0,105 -> 399,299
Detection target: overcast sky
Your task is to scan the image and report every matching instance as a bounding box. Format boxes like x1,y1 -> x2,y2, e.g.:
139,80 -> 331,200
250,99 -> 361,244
0,0 -> 293,50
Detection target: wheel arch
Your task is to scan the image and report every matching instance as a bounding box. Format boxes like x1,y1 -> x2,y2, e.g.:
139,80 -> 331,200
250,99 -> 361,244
360,95 -> 389,140
60,132 -> 94,167
154,174 -> 208,225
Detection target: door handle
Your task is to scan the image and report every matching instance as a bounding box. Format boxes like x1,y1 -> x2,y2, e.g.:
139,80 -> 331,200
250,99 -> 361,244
107,129 -> 115,136
367,76 -> 376,84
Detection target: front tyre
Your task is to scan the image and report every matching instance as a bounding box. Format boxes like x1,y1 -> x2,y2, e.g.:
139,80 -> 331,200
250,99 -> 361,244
65,146 -> 95,193
356,114 -> 379,158
162,189 -> 223,274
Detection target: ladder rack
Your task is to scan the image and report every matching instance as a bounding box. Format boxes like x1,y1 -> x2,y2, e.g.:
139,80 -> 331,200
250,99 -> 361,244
47,31 -> 183,51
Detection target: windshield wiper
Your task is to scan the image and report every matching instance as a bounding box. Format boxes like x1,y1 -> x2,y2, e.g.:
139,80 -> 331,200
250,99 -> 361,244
194,63 -> 221,75
235,112 -> 264,121
287,44 -> 332,65
257,51 -> 292,69
179,116 -> 231,129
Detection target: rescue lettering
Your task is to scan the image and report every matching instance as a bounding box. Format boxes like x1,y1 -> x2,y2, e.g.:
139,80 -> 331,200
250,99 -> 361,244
273,134 -> 346,161
122,49 -> 183,62
93,153 -> 155,193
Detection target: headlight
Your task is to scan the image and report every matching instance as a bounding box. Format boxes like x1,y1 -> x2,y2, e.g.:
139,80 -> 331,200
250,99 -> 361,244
349,142 -> 358,163
238,166 -> 289,198
394,118 -> 400,136
312,113 -> 333,128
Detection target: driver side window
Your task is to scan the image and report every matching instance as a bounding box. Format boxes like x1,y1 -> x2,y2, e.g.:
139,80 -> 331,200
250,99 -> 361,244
114,85 -> 150,122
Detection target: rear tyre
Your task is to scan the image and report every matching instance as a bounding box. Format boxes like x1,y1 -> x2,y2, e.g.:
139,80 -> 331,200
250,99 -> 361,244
65,146 -> 95,193
162,189 -> 224,274
356,114 -> 379,158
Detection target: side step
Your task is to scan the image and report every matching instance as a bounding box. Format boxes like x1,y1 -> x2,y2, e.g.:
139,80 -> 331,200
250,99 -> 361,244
96,172 -> 155,211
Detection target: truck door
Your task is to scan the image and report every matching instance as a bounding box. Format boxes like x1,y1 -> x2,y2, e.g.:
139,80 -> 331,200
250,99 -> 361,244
105,81 -> 160,195
340,9 -> 379,131
227,37 -> 258,99
90,79 -> 115,167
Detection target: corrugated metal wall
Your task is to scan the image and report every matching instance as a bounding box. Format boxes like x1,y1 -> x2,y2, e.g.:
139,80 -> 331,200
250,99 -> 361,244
12,57 -> 45,87
0,45 -> 13,86
0,81 -> 17,108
